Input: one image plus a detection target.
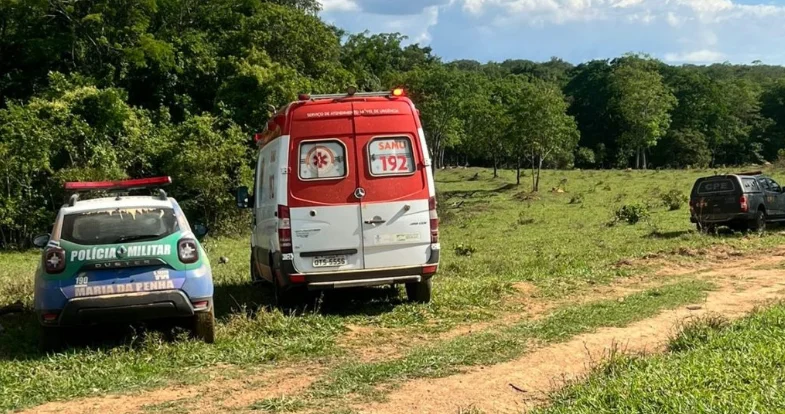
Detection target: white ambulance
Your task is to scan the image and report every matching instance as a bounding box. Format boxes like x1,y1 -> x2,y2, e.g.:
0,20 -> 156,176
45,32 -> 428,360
236,89 -> 440,304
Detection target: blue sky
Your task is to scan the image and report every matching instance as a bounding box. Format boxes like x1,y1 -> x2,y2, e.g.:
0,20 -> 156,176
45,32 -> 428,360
320,0 -> 785,65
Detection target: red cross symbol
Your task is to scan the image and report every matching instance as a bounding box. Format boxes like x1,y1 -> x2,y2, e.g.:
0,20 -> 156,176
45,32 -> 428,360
312,151 -> 329,168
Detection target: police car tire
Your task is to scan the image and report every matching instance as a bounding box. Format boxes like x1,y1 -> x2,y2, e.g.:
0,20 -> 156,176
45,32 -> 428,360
39,326 -> 64,352
406,279 -> 432,304
192,308 -> 215,344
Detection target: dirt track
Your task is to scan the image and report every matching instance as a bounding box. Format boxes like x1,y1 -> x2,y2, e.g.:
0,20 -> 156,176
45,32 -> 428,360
23,249 -> 785,414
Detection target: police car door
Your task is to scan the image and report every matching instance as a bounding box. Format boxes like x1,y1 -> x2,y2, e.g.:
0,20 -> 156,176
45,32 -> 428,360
352,101 -> 432,269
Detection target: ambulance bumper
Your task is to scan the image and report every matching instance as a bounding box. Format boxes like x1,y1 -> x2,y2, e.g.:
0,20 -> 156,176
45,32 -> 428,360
43,291 -> 210,327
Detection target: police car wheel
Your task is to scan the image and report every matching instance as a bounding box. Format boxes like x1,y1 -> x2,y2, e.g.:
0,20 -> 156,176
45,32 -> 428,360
38,326 -> 64,352
406,278 -> 432,304
192,308 -> 215,344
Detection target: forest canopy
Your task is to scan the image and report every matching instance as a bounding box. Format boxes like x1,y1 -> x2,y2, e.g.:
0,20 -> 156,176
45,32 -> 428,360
1,0 -> 785,245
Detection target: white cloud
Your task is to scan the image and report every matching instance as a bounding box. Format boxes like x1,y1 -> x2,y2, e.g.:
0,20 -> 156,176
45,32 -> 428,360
664,49 -> 726,63
321,0 -> 359,12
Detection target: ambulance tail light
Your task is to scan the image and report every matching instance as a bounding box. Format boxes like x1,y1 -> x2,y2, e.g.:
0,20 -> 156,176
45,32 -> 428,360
44,247 -> 66,274
178,238 -> 199,264
429,196 -> 439,243
278,205 -> 293,254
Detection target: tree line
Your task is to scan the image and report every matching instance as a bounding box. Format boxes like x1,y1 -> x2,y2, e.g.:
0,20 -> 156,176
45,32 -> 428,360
1,0 -> 785,245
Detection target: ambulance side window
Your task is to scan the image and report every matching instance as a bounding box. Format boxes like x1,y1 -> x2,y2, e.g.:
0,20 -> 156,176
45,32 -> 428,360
298,140 -> 348,180
255,151 -> 265,206
368,137 -> 416,176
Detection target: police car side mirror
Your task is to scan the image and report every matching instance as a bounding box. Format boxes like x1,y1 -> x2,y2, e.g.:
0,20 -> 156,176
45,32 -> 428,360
193,224 -> 208,240
33,234 -> 50,248
235,186 -> 253,209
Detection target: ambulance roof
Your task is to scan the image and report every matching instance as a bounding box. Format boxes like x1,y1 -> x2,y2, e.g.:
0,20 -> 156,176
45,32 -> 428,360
60,196 -> 176,215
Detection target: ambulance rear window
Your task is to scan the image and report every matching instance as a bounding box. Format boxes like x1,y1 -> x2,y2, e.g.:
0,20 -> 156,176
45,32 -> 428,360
299,140 -> 348,180
368,137 -> 416,176
61,208 -> 179,246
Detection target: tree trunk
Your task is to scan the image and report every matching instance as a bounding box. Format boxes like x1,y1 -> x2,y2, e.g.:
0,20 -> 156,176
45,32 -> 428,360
516,157 -> 521,185
493,156 -> 498,178
535,157 -> 544,192
635,148 -> 640,169
642,148 -> 647,170
531,154 -> 536,192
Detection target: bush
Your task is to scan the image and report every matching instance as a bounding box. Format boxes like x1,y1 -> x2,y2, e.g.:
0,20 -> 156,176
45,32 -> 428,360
614,203 -> 650,225
569,193 -> 584,204
661,189 -> 688,211
454,243 -> 477,257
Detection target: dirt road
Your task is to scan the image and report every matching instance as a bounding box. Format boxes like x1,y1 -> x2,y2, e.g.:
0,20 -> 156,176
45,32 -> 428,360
24,249 -> 785,414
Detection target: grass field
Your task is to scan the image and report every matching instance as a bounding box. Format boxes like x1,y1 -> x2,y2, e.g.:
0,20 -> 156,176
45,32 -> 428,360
536,305 -> 785,413
1,167 -> 785,411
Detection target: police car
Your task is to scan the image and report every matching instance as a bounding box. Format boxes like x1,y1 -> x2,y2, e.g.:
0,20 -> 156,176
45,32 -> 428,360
32,177 -> 214,350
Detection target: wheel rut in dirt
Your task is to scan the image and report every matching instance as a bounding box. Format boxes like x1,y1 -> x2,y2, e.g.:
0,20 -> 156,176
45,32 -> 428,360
358,262 -> 785,414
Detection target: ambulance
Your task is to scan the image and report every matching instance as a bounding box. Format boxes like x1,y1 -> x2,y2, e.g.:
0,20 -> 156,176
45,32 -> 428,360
236,88 -> 440,304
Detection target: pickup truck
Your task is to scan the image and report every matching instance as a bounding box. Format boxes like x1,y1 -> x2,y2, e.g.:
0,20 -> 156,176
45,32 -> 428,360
690,171 -> 785,233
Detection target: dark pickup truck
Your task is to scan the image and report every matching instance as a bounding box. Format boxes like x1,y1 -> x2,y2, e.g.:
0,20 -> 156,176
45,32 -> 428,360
690,171 -> 785,232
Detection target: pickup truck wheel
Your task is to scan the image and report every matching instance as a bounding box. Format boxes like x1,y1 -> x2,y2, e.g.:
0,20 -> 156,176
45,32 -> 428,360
696,222 -> 716,234
192,308 -> 215,344
750,209 -> 766,233
38,326 -> 64,352
406,278 -> 432,304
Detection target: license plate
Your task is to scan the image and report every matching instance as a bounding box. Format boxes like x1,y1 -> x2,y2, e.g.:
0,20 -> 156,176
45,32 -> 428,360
313,255 -> 347,268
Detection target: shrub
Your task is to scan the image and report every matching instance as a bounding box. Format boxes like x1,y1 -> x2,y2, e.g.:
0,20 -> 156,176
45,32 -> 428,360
517,211 -> 535,225
454,243 -> 477,257
569,193 -> 584,204
661,189 -> 688,211
614,203 -> 650,225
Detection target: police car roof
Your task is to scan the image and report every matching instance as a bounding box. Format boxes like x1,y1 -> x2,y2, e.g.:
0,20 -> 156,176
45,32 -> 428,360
60,196 -> 175,215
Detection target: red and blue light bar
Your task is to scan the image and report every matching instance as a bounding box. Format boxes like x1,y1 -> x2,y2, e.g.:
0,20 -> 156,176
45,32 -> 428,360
64,176 -> 172,192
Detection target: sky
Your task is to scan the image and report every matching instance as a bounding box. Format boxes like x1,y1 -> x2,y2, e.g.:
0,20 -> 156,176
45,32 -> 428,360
319,0 -> 785,65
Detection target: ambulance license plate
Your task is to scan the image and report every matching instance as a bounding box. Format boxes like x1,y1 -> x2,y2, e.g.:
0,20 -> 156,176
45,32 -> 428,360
313,255 -> 347,268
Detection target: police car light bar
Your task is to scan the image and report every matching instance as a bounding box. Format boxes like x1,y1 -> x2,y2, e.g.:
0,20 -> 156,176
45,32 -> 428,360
64,176 -> 172,192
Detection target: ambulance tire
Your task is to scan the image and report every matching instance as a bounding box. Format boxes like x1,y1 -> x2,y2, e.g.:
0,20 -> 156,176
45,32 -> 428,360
38,326 -> 64,352
273,281 -> 297,310
250,254 -> 263,284
192,308 -> 215,344
406,278 -> 432,304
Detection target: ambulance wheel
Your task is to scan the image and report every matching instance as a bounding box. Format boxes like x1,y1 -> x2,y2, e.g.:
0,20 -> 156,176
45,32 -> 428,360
250,254 -> 262,284
38,326 -> 64,352
273,277 -> 303,310
192,308 -> 215,344
406,278 -> 432,304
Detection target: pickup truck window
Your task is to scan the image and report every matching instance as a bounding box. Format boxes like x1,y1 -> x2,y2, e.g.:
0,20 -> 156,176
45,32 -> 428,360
698,179 -> 735,194
742,178 -> 760,192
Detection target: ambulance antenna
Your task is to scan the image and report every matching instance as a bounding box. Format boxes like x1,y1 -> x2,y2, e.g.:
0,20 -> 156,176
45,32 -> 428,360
157,189 -> 168,201
68,194 -> 79,207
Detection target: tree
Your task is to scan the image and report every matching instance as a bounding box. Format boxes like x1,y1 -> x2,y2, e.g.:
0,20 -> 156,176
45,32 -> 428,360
609,57 -> 677,169
508,79 -> 579,190
397,64 -> 466,170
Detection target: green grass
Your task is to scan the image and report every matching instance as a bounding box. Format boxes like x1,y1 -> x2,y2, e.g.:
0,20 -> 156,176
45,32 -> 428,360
0,168 -> 783,410
536,304 -> 785,413
303,280 -> 713,403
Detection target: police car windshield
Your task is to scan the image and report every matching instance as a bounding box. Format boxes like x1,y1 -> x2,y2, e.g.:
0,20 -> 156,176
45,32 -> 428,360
61,207 -> 179,246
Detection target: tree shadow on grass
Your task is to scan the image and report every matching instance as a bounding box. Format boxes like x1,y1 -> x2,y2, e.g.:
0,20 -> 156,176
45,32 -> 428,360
0,283 -> 408,360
